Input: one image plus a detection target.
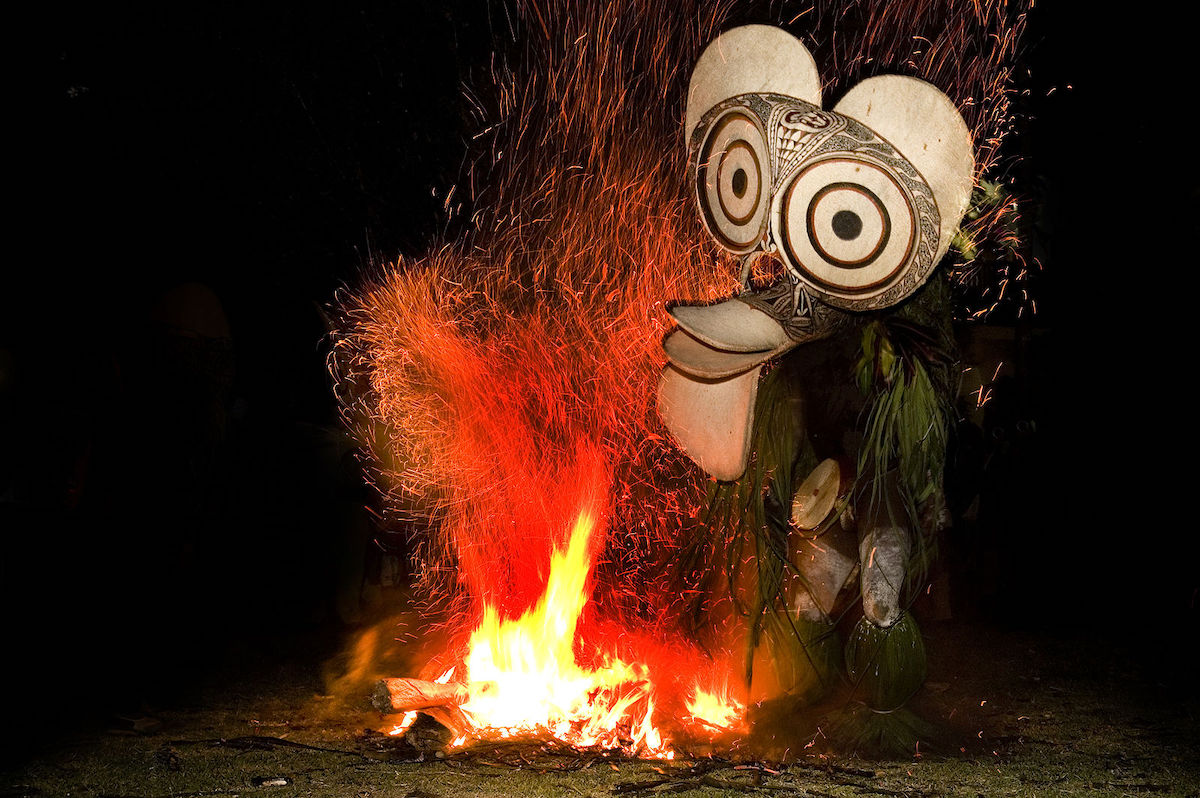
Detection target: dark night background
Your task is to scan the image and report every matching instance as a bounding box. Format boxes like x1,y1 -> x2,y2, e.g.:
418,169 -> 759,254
4,0 -> 1192,763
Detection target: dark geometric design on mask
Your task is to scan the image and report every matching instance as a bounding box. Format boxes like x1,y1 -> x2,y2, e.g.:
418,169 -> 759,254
689,93 -> 943,312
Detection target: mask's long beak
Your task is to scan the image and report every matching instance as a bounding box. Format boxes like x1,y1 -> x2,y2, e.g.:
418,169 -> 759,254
658,360 -> 763,481
657,280 -> 851,481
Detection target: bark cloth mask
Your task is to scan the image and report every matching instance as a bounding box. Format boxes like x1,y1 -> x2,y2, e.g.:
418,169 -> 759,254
658,24 -> 975,480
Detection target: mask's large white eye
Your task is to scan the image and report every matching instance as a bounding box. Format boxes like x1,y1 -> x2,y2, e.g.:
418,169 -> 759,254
696,110 -> 769,252
774,157 -> 916,297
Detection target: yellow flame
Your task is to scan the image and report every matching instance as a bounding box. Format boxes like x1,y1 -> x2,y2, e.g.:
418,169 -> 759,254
458,512 -> 666,753
685,682 -> 745,731
387,711 -> 418,736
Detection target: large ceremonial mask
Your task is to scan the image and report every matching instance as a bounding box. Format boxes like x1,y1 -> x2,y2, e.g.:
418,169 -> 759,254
659,25 -> 974,481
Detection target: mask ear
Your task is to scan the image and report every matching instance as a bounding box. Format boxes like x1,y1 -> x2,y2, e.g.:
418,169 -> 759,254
685,25 -> 822,144
833,75 -> 974,264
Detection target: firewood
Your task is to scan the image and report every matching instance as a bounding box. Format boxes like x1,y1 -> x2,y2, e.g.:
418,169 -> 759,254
422,705 -> 472,739
372,678 -> 471,713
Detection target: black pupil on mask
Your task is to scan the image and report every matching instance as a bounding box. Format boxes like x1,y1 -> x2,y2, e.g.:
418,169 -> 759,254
731,168 -> 748,198
832,210 -> 862,240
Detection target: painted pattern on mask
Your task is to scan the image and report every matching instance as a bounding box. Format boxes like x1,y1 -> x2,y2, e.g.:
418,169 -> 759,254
691,93 -> 941,318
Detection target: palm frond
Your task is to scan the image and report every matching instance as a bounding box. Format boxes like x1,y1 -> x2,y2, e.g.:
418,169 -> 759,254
853,277 -> 957,598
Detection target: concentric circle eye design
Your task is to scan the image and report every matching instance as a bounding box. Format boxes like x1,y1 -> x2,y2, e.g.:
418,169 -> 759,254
696,110 -> 769,252
774,157 -> 916,298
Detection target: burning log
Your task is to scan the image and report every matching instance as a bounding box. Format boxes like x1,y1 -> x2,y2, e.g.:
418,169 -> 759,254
373,678 -> 481,742
372,677 -> 476,713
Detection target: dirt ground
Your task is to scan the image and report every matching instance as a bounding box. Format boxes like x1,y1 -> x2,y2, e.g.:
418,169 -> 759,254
4,620 -> 1197,798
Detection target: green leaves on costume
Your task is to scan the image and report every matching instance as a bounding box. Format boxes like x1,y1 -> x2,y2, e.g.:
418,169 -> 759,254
951,178 -> 1016,263
764,610 -> 842,704
853,292 -> 956,596
699,355 -> 816,683
844,611 -> 927,711
827,611 -> 934,757
855,317 -> 950,507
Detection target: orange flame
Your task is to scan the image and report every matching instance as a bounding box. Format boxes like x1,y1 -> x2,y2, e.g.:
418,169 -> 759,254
685,681 -> 745,732
456,510 -> 670,755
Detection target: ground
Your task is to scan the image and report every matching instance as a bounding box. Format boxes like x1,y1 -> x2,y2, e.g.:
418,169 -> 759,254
4,621 -> 1197,798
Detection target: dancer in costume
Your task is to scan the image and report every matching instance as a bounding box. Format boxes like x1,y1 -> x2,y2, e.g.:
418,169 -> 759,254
658,25 -> 973,754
